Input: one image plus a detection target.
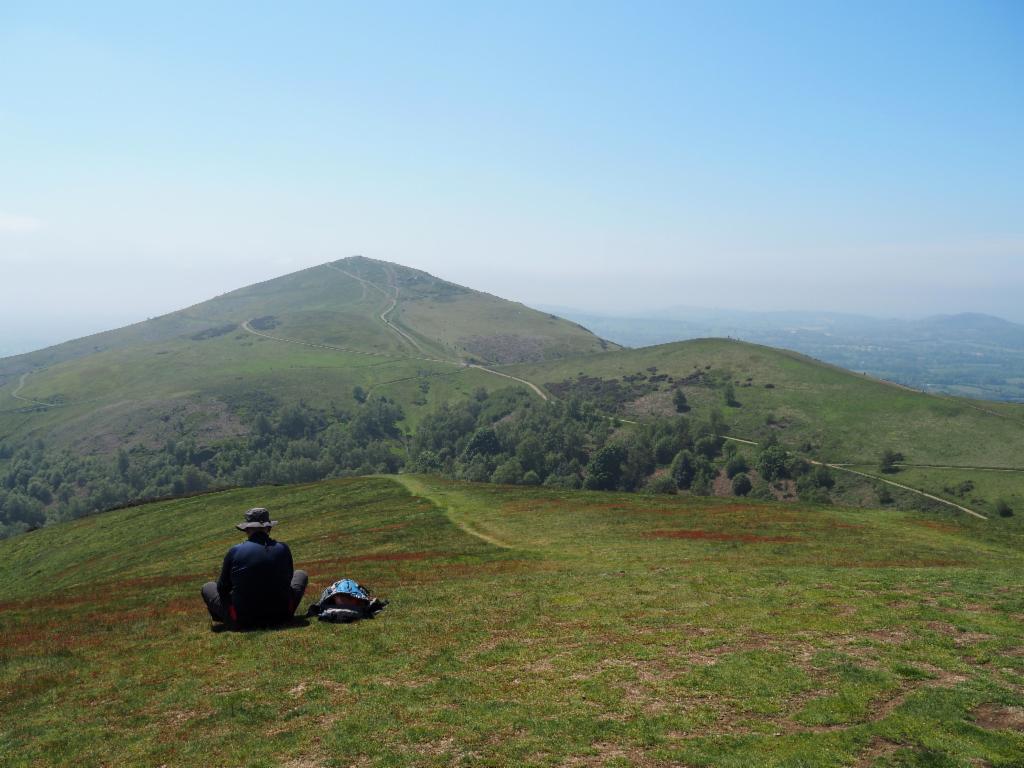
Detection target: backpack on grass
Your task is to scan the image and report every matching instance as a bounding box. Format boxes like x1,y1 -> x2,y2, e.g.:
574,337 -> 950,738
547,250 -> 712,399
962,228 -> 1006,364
305,578 -> 388,623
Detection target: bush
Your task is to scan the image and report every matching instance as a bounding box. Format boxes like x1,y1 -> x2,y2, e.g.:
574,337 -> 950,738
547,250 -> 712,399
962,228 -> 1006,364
731,473 -> 752,496
491,458 -> 523,485
694,435 -> 723,460
672,389 -> 689,413
879,449 -> 904,474
645,474 -> 678,495
996,499 -> 1014,517
797,465 -> 834,492
690,459 -> 718,496
584,444 -> 626,490
654,436 -> 679,465
723,382 -> 739,407
756,445 -> 790,482
670,450 -> 696,489
725,455 -> 749,479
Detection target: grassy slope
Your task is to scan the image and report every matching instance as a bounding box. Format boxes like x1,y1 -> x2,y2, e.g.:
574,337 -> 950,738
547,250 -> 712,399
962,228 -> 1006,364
511,339 -> 1024,515
852,465 -> 1024,521
0,257 -> 611,449
2,476 -> 1021,767
512,339 -> 1024,467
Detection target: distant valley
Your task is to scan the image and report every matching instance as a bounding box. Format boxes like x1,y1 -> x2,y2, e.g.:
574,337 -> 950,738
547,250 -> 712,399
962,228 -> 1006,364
544,306 -> 1024,402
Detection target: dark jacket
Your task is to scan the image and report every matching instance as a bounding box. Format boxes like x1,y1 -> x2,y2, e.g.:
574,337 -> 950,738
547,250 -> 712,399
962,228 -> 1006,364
216,531 -> 295,625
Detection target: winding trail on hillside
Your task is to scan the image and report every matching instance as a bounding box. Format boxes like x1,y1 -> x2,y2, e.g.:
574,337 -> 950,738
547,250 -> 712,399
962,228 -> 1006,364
239,263 -> 552,401
830,462 -> 1024,473
721,436 -> 989,520
825,464 -> 988,520
241,320 -> 403,360
242,317 -> 550,401
467,364 -> 549,401
390,475 -> 516,549
11,372 -> 57,408
326,263 -> 429,356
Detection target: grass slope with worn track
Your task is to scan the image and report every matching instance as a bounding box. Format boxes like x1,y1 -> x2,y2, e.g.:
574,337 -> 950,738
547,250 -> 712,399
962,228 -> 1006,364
2,476 -> 1022,767
0,257 -> 613,452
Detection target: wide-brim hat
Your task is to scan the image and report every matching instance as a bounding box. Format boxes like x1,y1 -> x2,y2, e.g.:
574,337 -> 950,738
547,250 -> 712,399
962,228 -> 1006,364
236,507 -> 278,531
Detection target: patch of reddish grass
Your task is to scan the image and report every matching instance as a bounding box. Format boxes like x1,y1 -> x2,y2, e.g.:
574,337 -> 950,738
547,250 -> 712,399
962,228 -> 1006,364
117,572 -> 204,590
820,559 -> 967,568
705,503 -> 768,515
821,521 -> 867,531
0,620 -> 109,652
645,529 -> 799,543
83,596 -> 196,626
304,551 -> 445,573
363,523 -> 408,533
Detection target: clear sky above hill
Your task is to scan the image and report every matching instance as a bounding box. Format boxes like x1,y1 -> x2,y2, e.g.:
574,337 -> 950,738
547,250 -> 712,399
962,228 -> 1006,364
1,1 -> 1022,352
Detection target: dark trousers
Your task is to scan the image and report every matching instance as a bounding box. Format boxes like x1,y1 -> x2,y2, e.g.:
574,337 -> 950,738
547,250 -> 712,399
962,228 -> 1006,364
201,570 -> 308,624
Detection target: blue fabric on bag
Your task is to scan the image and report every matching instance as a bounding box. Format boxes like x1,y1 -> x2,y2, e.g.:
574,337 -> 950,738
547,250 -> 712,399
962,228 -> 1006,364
317,578 -> 370,607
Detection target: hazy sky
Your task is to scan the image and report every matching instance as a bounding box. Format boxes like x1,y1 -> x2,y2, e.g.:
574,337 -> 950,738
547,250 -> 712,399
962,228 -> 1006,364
2,1 -> 1023,354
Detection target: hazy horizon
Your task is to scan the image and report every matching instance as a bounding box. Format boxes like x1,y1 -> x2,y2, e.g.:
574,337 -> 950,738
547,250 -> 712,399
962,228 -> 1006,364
3,3 -> 1022,344
3,254 -> 1024,360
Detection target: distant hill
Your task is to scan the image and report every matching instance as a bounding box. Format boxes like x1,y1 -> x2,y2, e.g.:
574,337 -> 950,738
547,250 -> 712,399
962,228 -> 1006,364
539,306 -> 1024,402
0,256 -> 616,453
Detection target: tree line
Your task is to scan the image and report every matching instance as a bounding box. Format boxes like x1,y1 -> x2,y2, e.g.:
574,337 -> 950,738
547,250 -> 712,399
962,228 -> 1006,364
1,386 -> 843,538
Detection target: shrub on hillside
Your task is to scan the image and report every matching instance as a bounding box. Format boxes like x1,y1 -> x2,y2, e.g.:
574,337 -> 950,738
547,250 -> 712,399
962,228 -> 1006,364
670,450 -> 696,489
584,445 -> 627,491
879,449 -> 904,474
723,382 -> 739,407
672,388 -> 689,413
645,474 -> 678,495
756,445 -> 790,482
491,458 -> 523,485
996,499 -> 1014,518
797,465 -> 834,495
731,473 -> 752,496
694,436 -> 723,460
725,455 -> 749,479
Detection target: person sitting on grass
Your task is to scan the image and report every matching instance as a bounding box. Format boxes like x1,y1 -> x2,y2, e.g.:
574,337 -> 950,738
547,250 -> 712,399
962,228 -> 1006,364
201,507 -> 307,628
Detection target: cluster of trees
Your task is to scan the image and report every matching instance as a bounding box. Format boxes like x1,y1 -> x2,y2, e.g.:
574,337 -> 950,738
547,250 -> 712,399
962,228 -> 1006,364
408,387 -> 740,494
2,385 -> 850,539
0,396 -> 406,537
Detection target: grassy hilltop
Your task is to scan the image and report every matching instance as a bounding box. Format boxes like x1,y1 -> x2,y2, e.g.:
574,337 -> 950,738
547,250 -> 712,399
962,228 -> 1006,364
1,477 -> 1022,766
0,256 -> 613,449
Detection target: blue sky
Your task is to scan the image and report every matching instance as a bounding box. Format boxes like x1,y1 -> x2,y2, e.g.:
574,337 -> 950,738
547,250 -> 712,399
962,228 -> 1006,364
1,1 -> 1022,350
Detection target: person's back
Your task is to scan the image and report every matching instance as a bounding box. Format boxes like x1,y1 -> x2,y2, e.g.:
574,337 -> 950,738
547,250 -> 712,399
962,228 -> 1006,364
201,507 -> 307,628
222,531 -> 295,625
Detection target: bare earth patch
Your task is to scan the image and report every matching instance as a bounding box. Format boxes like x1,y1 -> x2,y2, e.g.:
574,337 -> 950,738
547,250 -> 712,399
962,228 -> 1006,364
973,703 -> 1024,731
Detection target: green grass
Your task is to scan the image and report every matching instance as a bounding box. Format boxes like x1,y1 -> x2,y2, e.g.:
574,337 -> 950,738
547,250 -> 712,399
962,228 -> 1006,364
2,476 -> 1022,766
852,464 -> 1024,524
